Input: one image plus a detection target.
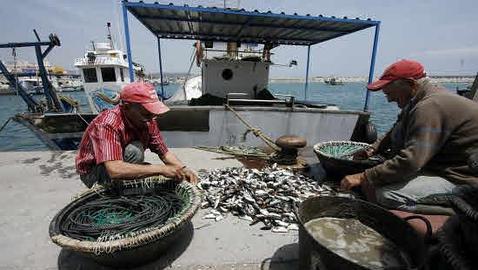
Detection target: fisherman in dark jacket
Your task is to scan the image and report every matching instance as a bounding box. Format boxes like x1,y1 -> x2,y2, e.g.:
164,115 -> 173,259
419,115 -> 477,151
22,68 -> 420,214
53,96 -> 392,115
340,59 -> 478,213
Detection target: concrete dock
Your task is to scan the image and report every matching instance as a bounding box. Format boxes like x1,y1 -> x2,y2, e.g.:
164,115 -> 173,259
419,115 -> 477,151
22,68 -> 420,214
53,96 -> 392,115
0,148 -> 302,269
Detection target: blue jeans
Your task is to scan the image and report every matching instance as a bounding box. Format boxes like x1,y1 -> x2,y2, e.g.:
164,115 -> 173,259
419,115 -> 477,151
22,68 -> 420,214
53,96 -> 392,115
80,141 -> 144,188
375,174 -> 457,214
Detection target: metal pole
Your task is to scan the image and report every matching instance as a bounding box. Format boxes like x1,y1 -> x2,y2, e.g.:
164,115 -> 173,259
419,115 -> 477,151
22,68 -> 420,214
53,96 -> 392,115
122,1 -> 134,82
0,41 -> 51,48
35,45 -> 63,111
364,23 -> 380,111
157,36 -> 165,99
304,45 -> 311,101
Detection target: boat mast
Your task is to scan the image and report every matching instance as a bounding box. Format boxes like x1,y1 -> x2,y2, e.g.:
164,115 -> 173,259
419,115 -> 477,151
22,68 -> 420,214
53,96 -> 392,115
106,22 -> 114,50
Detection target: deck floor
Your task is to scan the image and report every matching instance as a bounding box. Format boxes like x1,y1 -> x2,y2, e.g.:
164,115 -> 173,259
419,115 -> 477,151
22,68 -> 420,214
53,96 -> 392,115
0,148 -> 306,269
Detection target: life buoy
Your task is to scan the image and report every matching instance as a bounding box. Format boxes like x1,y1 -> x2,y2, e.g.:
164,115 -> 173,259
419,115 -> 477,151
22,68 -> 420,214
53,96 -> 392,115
195,41 -> 204,67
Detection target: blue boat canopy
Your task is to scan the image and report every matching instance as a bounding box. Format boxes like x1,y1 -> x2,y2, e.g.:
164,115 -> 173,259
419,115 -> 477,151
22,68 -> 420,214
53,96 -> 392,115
124,1 -> 379,46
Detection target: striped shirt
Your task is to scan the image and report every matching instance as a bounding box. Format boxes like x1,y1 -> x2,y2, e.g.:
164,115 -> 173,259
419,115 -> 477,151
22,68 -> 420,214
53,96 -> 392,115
75,105 -> 169,175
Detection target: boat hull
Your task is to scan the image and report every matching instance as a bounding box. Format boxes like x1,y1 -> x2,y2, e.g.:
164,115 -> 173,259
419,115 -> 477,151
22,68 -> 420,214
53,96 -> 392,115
15,106 -> 371,151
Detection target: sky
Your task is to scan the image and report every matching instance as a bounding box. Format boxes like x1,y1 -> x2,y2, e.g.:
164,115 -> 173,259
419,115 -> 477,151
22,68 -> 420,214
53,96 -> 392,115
0,0 -> 477,78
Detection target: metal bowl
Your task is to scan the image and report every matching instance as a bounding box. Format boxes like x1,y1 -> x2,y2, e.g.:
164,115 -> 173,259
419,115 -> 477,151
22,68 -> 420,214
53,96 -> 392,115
298,196 -> 427,270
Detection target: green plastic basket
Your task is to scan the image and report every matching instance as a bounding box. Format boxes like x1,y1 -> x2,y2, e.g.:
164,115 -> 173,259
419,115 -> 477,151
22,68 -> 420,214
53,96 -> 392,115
313,141 -> 384,179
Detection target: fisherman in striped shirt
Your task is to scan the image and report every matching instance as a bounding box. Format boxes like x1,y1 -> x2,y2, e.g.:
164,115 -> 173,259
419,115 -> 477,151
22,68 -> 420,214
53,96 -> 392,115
76,82 -> 197,188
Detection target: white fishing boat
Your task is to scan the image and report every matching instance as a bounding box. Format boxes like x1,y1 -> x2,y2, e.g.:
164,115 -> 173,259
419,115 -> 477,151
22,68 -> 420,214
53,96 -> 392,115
324,77 -> 344,85
12,3 -> 381,151
18,77 -> 44,94
74,24 -> 130,113
0,79 -> 10,93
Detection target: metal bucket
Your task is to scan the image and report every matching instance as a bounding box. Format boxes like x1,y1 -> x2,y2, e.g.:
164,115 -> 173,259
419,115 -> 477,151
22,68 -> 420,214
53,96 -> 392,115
297,196 -> 427,270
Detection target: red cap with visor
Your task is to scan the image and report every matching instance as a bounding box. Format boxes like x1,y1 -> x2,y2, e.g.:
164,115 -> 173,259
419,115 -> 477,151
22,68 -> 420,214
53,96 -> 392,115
120,82 -> 169,114
367,59 -> 426,91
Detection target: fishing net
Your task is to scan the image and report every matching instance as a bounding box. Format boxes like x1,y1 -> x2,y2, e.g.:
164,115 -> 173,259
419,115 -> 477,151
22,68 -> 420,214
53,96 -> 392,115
59,190 -> 184,242
195,145 -> 270,159
430,186 -> 478,270
49,177 -> 201,257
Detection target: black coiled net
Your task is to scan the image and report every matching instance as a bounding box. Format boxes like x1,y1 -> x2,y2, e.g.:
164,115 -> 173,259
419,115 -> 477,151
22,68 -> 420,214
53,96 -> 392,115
426,185 -> 478,270
60,191 -> 184,241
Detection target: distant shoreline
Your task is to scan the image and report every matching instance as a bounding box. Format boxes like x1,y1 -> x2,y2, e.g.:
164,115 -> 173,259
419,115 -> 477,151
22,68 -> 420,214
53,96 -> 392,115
163,74 -> 476,84
0,75 -> 474,96
270,76 -> 476,84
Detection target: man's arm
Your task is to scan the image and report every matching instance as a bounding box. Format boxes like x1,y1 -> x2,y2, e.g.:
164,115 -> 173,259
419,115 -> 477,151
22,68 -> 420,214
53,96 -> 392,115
364,104 -> 449,186
341,103 -> 449,190
352,129 -> 392,160
161,151 -> 184,167
372,129 -> 392,154
148,122 -> 198,183
104,160 -> 181,180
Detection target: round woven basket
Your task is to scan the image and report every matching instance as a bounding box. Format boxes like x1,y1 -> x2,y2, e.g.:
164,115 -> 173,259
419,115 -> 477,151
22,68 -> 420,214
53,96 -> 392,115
49,176 -> 201,267
313,140 -> 384,179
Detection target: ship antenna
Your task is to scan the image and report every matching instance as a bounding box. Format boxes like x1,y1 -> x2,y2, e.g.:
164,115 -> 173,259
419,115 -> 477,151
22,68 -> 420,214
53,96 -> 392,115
106,22 -> 114,49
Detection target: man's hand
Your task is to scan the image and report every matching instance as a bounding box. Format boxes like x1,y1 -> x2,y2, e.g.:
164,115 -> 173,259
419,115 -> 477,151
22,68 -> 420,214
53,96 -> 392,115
340,172 -> 367,190
352,147 -> 375,160
175,166 -> 199,184
160,152 -> 198,184
159,165 -> 182,179
160,165 -> 198,184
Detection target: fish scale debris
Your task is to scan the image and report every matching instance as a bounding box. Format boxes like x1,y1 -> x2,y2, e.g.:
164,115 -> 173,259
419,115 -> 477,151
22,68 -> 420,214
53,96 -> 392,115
198,166 -> 350,233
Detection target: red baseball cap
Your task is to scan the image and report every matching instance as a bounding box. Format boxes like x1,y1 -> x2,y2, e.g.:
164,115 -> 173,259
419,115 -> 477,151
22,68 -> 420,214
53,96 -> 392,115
120,82 -> 169,114
367,59 -> 426,91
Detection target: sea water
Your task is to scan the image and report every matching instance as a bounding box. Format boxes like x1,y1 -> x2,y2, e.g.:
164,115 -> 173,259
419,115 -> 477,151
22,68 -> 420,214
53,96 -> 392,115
0,82 -> 468,151
304,217 -> 411,269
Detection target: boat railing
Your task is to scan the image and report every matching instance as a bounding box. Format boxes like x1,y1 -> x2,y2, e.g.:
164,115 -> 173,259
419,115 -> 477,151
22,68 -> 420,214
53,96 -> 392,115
204,48 -> 264,61
74,57 -> 127,67
226,92 -> 295,108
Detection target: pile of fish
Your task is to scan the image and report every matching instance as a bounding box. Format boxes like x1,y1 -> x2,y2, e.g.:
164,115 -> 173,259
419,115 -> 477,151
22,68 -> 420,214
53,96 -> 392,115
198,165 -> 351,233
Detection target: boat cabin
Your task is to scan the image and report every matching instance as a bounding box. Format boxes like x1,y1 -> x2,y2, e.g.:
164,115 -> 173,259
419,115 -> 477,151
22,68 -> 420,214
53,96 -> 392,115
74,42 -> 130,112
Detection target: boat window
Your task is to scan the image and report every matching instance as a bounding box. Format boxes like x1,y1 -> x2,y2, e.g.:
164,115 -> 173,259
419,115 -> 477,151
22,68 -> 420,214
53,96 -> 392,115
83,68 -> 97,83
120,68 -> 124,82
222,68 -> 233,81
101,67 -> 116,82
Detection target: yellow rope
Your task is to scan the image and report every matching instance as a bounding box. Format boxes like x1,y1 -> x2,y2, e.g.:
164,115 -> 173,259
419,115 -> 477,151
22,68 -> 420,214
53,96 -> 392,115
224,104 -> 281,152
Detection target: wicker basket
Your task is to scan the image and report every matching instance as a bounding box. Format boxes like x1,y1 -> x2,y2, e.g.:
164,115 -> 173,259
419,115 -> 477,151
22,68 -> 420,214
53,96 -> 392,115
313,141 -> 384,179
49,176 -> 201,267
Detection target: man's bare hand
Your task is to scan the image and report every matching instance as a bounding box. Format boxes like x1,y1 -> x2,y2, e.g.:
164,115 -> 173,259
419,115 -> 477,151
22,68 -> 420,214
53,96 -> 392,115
159,165 -> 183,179
178,167 -> 198,184
168,166 -> 198,184
340,172 -> 367,190
352,147 -> 375,160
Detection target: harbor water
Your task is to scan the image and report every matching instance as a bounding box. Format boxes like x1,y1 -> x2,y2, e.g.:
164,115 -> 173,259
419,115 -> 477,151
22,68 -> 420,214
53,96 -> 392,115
0,82 -> 467,151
